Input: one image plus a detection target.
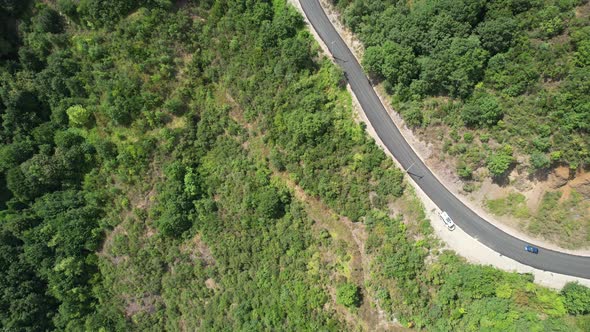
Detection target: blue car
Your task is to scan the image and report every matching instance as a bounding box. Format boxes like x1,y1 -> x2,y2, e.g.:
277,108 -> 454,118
524,245 -> 539,254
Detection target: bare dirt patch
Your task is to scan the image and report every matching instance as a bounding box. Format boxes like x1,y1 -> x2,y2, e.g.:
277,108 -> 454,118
181,234 -> 216,266
204,278 -> 220,291
125,294 -> 160,318
576,0 -> 590,19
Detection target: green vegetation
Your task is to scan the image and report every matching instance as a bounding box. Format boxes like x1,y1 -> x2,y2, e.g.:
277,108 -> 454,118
562,282 -> 590,315
486,190 -> 590,248
337,283 -> 361,308
363,209 -> 588,330
335,0 -> 590,179
0,0 -> 589,331
529,190 -> 590,248
485,193 -> 530,219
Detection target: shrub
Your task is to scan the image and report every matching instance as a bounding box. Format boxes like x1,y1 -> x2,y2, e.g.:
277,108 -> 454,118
402,105 -> 424,128
457,163 -> 473,179
530,152 -> 550,170
487,148 -> 514,177
561,282 -> 590,315
336,283 -> 361,308
66,105 -> 92,127
461,92 -> 503,128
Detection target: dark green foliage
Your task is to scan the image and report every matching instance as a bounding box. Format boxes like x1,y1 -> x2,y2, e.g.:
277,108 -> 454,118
78,0 -> 139,28
1,90 -> 50,138
32,8 -> 64,34
57,0 -> 78,20
485,51 -> 539,97
0,227 -> 57,331
562,282 -> 590,315
476,17 -> 518,55
461,91 -> 503,127
0,0 -> 32,59
421,36 -> 489,98
363,41 -> 418,86
399,102 -> 424,127
102,74 -> 143,126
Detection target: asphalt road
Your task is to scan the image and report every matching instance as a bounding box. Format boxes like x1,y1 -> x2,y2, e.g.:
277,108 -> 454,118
300,0 -> 590,279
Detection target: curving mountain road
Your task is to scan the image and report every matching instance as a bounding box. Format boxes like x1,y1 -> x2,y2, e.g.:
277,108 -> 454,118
300,0 -> 590,279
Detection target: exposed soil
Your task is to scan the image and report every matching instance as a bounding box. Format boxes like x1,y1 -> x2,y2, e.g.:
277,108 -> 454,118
576,0 -> 590,19
181,234 -> 216,266
125,294 -> 160,317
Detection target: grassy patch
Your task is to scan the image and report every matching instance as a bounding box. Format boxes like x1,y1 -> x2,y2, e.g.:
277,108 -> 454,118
486,190 -> 590,248
528,191 -> 590,249
485,193 -> 530,219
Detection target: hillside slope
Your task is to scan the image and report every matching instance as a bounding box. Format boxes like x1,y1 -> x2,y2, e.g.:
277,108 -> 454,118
0,0 -> 589,331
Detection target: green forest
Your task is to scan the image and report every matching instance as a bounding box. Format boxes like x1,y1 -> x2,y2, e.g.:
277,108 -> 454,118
1,0 -> 590,331
334,0 -> 590,179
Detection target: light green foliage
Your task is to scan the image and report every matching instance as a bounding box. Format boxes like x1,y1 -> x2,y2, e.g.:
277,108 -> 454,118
183,167 -> 199,197
534,287 -> 567,317
528,191 -> 590,248
538,6 -> 565,38
485,193 -> 530,219
487,189 -> 590,248
66,105 -> 92,127
486,146 -> 514,177
495,283 -> 513,299
463,132 -> 474,143
336,283 -> 361,308
457,162 -> 473,180
530,151 -> 550,170
574,40 -> 590,67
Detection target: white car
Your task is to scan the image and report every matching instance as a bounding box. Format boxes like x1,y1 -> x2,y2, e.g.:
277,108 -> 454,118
439,211 -> 456,231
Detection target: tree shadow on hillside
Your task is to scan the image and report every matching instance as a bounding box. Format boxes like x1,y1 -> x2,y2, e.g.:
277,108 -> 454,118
528,167 -> 551,182
491,163 -> 517,187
